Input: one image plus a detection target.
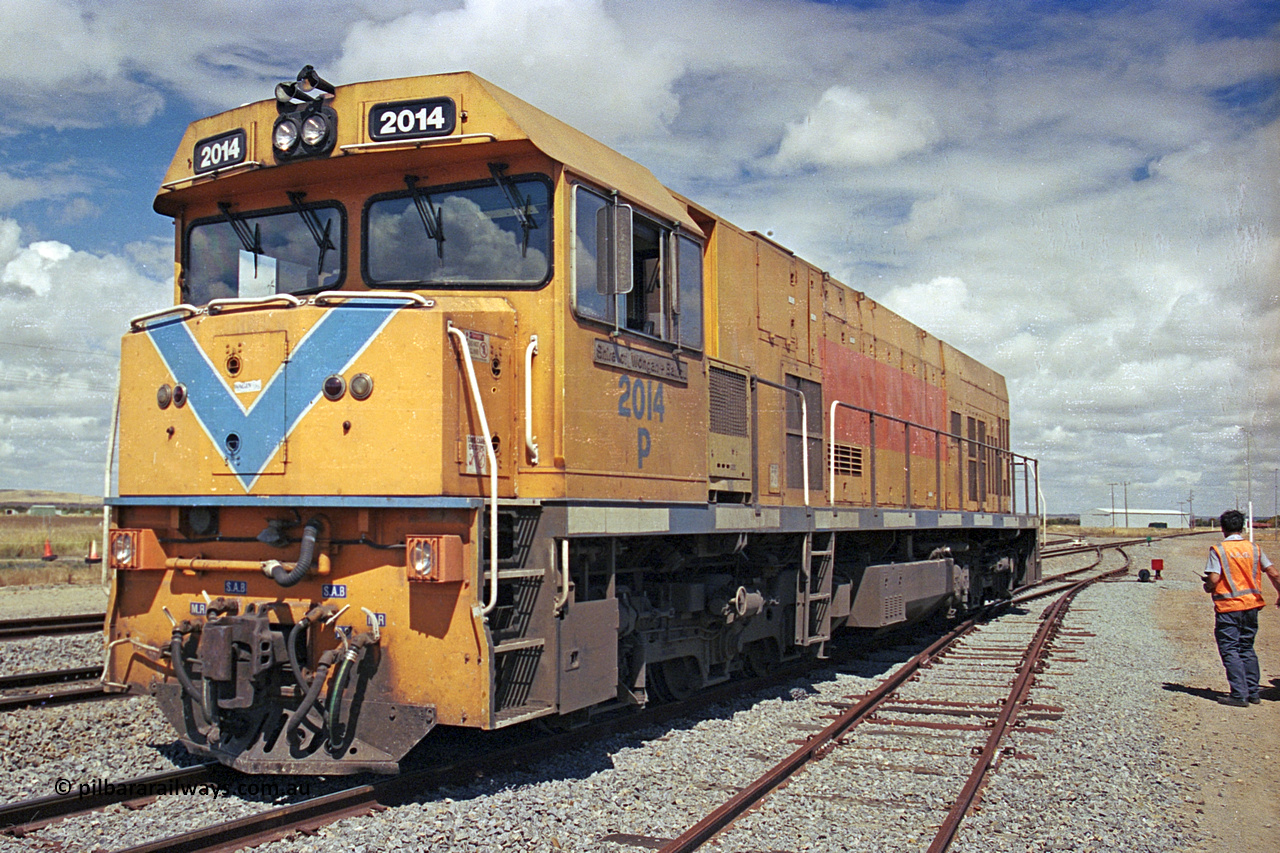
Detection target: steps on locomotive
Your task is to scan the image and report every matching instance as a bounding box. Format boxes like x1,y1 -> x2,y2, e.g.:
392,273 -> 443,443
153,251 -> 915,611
486,562 -> 558,725
796,531 -> 836,656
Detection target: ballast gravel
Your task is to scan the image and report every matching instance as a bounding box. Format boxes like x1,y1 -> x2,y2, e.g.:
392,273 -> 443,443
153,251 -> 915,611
0,553 -> 1216,852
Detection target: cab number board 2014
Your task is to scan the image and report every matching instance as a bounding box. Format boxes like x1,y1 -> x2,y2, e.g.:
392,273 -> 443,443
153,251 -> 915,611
369,97 -> 457,141
194,129 -> 247,174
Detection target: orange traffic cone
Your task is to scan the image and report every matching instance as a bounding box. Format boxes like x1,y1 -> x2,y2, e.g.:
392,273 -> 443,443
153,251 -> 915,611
85,540 -> 101,564
41,539 -> 57,561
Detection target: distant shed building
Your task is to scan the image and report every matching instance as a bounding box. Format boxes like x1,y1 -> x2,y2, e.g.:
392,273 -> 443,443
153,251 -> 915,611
1090,508 -> 1188,529
26,505 -> 58,517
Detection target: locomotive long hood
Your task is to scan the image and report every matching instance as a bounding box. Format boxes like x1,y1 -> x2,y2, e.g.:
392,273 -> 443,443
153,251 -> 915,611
118,295 -> 515,499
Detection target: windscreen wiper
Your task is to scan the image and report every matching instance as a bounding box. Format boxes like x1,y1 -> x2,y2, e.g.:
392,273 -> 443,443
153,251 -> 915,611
218,202 -> 264,277
404,175 -> 444,260
489,162 -> 536,257
286,191 -> 336,274
218,202 -> 263,255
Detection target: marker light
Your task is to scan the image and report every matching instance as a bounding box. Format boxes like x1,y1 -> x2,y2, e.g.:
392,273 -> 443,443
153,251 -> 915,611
110,531 -> 137,569
349,373 -> 373,400
273,118 -> 299,153
301,114 -> 329,147
323,374 -> 346,401
172,384 -> 187,408
157,384 -> 172,409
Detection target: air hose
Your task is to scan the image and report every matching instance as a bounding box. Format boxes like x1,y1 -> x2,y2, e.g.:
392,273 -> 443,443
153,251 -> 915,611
169,629 -> 203,705
326,632 -> 378,750
262,516 -> 325,587
284,649 -> 337,740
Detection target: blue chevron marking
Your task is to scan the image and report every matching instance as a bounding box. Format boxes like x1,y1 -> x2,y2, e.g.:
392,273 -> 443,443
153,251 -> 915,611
145,303 -> 402,492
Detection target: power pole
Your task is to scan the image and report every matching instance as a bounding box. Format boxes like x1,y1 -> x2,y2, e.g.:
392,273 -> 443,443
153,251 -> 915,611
1123,481 -> 1129,528
1108,482 -> 1118,529
1188,489 -> 1194,529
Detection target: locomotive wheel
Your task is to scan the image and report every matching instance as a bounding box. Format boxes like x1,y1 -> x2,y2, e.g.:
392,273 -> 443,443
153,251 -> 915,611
650,657 -> 703,702
743,639 -> 781,677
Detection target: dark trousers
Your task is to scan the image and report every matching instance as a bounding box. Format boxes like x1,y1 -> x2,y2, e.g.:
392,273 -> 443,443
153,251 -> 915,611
1214,607 -> 1261,700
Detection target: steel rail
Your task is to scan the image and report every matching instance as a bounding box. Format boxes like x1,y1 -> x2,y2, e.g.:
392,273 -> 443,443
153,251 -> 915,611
0,613 -> 105,641
926,561 -> 1128,853
656,617 -> 983,853
0,684 -> 119,713
0,666 -> 101,691
658,556 -> 1128,853
1041,528 -> 1212,559
0,764 -> 219,835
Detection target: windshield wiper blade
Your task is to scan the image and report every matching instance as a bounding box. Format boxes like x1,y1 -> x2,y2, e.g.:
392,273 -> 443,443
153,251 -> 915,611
404,175 -> 444,260
286,191 -> 336,274
218,202 -> 262,255
488,163 -> 536,258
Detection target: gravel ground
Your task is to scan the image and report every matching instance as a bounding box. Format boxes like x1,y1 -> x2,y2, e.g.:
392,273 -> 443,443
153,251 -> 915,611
0,583 -> 107,620
0,548 -> 1220,852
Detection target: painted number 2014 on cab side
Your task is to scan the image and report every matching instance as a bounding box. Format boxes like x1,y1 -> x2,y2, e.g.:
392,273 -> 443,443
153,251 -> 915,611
618,376 -> 665,469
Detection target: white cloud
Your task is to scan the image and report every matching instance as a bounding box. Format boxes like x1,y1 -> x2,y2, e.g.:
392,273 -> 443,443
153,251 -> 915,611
0,219 -> 170,492
333,0 -> 687,142
775,86 -> 939,168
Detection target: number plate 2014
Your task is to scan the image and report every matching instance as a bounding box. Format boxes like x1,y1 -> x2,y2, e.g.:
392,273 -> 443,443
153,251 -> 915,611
369,97 -> 457,141
194,129 -> 247,174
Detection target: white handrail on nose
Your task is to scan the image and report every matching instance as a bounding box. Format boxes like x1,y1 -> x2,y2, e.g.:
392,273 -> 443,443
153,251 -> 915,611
446,323 -> 500,616
524,336 -> 539,465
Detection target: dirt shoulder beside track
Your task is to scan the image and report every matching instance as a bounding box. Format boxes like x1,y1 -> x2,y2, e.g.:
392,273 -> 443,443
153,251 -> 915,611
1145,534 -> 1280,851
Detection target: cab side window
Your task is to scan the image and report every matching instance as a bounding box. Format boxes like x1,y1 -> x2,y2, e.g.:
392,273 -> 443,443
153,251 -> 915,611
572,184 -> 702,350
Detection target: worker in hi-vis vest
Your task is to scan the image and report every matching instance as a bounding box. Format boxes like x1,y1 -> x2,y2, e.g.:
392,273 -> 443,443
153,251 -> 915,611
1203,509 -> 1280,706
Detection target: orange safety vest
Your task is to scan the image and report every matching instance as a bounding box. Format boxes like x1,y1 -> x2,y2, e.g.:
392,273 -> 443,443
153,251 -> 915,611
1209,538 -> 1266,613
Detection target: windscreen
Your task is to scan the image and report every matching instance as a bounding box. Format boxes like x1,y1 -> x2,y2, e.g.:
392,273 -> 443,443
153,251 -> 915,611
185,203 -> 343,305
365,176 -> 551,287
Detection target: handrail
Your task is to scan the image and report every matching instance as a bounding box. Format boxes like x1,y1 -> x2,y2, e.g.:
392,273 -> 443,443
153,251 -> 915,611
158,160 -> 265,191
312,290 -> 433,307
553,539 -> 570,614
446,323 -> 500,616
753,377 -> 809,506
827,398 -> 1039,515
339,133 -> 498,154
101,372 -> 121,592
129,304 -> 200,331
207,293 -> 303,315
524,336 -> 539,465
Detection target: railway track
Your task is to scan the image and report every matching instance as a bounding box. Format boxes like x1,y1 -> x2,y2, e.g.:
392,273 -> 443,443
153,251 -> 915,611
0,612 -> 105,641
653,555 -> 1130,853
0,666 -> 118,712
1,551 -> 1127,852
1039,528 -> 1212,559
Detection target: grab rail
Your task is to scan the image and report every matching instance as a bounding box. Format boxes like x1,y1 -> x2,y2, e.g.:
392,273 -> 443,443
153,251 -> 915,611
827,398 -> 1039,516
752,376 -> 809,507
524,336 -> 539,465
446,323 -> 500,616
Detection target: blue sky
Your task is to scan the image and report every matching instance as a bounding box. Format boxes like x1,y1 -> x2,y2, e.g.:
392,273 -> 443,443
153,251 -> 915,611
0,0 -> 1277,520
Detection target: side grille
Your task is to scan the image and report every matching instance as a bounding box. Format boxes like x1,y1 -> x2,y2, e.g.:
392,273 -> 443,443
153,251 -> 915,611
709,367 -> 749,438
831,443 -> 863,477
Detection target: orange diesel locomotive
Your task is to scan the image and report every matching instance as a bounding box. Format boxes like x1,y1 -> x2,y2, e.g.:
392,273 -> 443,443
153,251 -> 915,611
103,67 -> 1040,774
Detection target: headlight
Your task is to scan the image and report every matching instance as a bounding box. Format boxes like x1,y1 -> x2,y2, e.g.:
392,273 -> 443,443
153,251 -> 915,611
349,373 -> 373,400
408,539 -> 434,580
301,114 -> 329,147
110,531 -> 136,569
273,118 -> 299,153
